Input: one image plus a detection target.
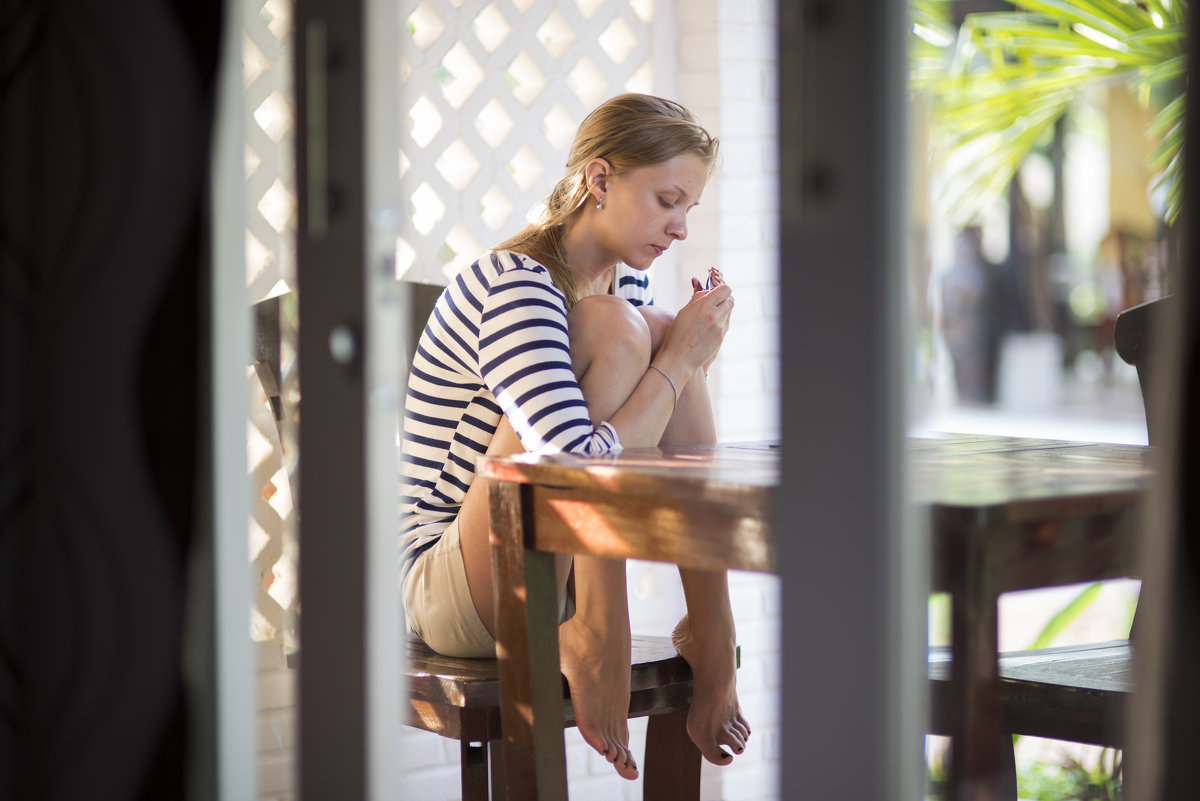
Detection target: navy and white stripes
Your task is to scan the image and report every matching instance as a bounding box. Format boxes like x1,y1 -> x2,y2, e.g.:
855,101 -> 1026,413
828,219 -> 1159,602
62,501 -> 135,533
399,250 -> 652,576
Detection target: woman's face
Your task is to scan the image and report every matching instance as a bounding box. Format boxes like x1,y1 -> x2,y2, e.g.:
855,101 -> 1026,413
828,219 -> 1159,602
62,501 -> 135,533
595,153 -> 708,271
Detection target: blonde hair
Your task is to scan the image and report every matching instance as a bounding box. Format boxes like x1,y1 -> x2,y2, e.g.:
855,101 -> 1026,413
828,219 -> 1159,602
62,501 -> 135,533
496,93 -> 719,308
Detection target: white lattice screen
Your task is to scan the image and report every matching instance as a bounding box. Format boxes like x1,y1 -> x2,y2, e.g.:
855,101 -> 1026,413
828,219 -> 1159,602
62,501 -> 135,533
396,0 -> 658,284
244,0 -> 300,797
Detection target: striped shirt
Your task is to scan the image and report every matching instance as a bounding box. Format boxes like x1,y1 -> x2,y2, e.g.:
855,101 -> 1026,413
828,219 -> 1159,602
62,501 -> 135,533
399,250 -> 653,577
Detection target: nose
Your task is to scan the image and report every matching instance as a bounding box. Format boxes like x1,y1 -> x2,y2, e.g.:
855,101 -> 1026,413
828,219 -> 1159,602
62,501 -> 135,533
667,210 -> 687,241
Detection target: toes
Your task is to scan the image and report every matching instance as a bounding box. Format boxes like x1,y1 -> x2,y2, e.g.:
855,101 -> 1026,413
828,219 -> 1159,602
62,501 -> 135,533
615,755 -> 639,780
692,733 -> 733,766
703,745 -> 733,766
607,741 -> 638,779
592,731 -> 639,780
719,724 -> 747,754
579,726 -> 609,763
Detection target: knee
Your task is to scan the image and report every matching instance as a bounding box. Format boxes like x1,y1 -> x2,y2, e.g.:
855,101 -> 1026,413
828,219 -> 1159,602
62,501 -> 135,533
568,295 -> 652,364
638,305 -> 675,355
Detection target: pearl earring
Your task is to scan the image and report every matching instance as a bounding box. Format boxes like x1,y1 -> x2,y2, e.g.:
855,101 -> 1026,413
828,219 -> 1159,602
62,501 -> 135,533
596,199 -> 604,210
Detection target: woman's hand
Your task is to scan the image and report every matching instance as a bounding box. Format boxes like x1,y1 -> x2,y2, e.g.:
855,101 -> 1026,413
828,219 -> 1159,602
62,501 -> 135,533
682,267 -> 731,374
690,266 -> 725,294
659,270 -> 734,379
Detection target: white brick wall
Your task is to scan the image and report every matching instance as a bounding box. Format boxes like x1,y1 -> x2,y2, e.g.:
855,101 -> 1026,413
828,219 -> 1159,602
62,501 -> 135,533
255,639 -> 296,800
678,2 -> 781,800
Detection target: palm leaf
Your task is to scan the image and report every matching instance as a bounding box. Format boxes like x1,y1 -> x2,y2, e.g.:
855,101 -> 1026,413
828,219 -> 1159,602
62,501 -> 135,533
912,0 -> 1186,227
1028,582 -> 1104,650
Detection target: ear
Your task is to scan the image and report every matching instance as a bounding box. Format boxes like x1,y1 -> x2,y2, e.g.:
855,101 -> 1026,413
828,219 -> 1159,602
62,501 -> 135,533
584,158 -> 612,200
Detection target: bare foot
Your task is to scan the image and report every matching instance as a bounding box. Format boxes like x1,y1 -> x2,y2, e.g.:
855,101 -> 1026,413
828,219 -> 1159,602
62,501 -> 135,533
672,614 -> 751,766
559,615 -> 638,780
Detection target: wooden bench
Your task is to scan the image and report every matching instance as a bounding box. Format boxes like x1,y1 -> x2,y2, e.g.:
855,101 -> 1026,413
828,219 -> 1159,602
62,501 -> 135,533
928,640 -> 1132,747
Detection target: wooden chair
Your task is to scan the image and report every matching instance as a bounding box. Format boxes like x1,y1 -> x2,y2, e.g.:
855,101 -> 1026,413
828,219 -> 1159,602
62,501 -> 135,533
257,282 -> 710,800
1115,294 -> 1177,446
926,298 -> 1170,796
403,634 -> 706,801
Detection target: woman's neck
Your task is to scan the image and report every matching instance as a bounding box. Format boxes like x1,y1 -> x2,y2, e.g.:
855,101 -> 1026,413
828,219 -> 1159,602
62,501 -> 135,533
563,214 -> 616,297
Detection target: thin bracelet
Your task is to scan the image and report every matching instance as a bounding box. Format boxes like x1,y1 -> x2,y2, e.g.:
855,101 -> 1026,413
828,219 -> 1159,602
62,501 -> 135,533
647,363 -> 678,413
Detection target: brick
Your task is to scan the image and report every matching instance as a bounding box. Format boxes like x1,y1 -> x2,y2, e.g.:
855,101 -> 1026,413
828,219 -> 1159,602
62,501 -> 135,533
719,64 -> 774,100
718,213 -> 772,249
257,718 -> 286,753
719,0 -> 775,25
715,250 -> 778,286
716,138 -> 778,177
718,755 -> 780,799
255,639 -> 284,670
677,70 -> 722,103
717,100 -> 777,140
762,651 -> 782,689
718,23 -> 778,61
699,761 -> 726,800
396,728 -> 449,770
720,174 -> 779,215
722,319 -> 777,358
681,213 -> 721,253
717,359 -> 768,394
256,669 -> 295,710
397,765 -> 462,800
716,396 -> 779,441
257,753 -> 295,796
678,31 -> 721,70
565,736 -> 590,779
676,0 -> 720,34
570,773 -> 628,800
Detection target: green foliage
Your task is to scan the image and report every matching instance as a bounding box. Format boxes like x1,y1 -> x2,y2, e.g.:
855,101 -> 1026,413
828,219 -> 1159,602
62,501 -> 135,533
911,0 -> 1187,227
1018,748 -> 1123,800
927,743 -> 1124,800
1027,581 -> 1104,649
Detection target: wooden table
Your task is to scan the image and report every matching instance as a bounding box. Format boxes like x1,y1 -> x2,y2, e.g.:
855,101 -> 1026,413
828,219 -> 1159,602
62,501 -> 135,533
913,434 -> 1151,800
479,434 -> 1152,800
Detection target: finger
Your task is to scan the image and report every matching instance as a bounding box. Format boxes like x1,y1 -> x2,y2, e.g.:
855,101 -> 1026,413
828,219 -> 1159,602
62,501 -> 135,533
712,290 -> 735,314
705,284 -> 733,304
691,276 -> 704,293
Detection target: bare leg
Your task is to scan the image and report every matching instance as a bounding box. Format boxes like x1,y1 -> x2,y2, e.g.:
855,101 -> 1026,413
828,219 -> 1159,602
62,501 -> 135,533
642,306 -> 752,766
556,295 -> 652,779
457,294 -> 651,780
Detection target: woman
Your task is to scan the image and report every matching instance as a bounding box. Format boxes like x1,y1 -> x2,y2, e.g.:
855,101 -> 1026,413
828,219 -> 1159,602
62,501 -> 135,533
399,93 -> 748,780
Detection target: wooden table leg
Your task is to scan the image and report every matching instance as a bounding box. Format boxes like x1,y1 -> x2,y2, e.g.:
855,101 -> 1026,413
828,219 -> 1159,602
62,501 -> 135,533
490,481 -> 570,800
643,711 -> 701,800
948,533 -> 1005,801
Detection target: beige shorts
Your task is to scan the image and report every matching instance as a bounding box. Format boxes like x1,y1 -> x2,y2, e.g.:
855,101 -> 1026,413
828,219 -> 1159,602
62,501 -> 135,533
402,517 -> 574,659
402,518 -> 496,658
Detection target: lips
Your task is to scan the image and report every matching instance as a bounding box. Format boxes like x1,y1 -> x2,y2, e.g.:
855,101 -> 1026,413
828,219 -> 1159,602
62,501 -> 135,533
651,244 -> 667,256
